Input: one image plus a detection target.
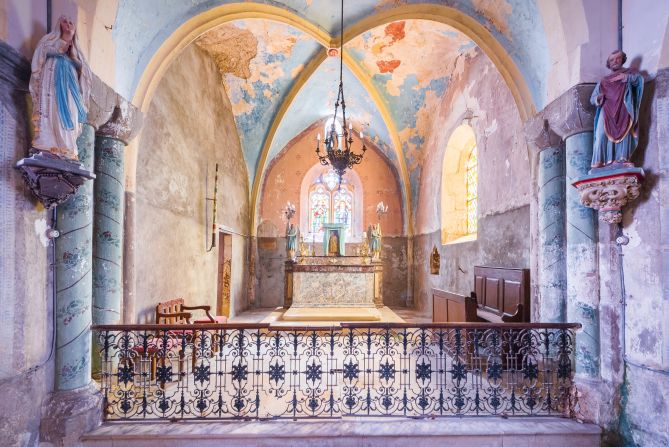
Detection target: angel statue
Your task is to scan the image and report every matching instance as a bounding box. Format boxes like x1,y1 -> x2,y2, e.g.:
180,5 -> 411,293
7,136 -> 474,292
30,15 -> 92,160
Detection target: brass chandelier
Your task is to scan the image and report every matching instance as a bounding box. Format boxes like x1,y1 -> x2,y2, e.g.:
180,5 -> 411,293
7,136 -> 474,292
315,0 -> 366,184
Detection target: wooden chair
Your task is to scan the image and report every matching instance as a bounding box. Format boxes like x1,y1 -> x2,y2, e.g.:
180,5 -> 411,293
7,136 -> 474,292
155,298 -> 216,324
131,299 -> 226,383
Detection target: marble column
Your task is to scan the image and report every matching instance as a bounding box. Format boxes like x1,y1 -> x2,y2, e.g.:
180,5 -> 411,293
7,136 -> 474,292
537,146 -> 567,322
525,84 -> 600,377
92,131 -> 125,326
565,132 -> 600,377
54,124 -> 95,390
92,104 -> 142,327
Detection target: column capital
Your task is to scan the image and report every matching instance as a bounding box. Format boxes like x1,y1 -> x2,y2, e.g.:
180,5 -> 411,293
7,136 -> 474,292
87,74 -> 143,143
525,83 -> 597,146
96,99 -> 143,144
525,118 -> 562,151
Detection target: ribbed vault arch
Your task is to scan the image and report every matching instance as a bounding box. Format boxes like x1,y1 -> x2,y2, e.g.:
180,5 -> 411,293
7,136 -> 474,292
128,3 -> 535,237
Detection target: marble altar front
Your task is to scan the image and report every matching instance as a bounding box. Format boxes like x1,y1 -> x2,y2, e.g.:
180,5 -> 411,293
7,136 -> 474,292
283,256 -> 383,321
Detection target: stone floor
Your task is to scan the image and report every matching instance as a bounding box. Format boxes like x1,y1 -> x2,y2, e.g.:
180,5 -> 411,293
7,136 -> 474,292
81,417 -> 601,446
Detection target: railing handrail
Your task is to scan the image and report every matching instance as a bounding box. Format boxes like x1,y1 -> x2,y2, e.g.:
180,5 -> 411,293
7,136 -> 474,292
92,322 -> 582,331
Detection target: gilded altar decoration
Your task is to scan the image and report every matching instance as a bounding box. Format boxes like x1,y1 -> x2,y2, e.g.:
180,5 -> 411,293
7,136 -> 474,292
358,233 -> 371,258
430,246 -> 440,275
298,235 -> 309,258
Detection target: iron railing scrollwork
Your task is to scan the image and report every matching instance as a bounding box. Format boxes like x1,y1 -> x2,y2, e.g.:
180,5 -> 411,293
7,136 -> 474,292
92,322 -> 580,420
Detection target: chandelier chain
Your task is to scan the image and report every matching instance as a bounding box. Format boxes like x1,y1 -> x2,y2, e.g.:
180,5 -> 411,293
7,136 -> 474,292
314,0 -> 366,184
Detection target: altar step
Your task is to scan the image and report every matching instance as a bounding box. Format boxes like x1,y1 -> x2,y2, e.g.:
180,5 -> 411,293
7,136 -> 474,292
81,417 -> 601,447
281,306 -> 383,321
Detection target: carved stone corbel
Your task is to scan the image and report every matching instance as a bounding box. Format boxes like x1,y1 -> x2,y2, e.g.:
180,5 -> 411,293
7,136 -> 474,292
572,168 -> 644,223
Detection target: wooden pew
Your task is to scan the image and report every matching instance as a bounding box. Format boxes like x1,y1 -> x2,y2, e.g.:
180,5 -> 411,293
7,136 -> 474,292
432,266 -> 530,323
473,266 -> 530,323
432,289 -> 478,322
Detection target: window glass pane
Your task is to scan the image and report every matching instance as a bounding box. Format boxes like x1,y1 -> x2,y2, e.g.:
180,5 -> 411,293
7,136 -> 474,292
466,147 -> 478,234
324,170 -> 339,191
333,187 -> 353,238
310,186 -> 329,240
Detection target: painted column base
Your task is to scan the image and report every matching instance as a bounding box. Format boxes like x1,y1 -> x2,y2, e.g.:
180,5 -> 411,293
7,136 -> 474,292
573,167 -> 644,224
39,382 -> 102,447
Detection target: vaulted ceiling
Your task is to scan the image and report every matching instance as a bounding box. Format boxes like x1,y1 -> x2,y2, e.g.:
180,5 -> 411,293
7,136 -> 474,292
113,1 -> 550,229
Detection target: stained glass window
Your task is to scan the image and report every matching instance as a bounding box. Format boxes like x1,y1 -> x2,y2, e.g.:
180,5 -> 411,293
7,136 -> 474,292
308,169 -> 355,240
333,188 -> 353,231
324,170 -> 340,191
465,146 -> 478,235
309,185 -> 330,237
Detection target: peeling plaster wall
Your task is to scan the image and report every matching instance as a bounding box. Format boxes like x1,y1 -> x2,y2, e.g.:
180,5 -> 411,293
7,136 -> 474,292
135,44 -> 250,321
607,68 -> 669,446
0,41 -> 53,447
412,49 -> 530,315
258,123 -> 407,308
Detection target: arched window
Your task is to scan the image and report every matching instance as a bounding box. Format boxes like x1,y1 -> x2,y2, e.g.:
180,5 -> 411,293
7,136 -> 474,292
301,165 -> 363,242
465,146 -> 478,235
441,124 -> 477,244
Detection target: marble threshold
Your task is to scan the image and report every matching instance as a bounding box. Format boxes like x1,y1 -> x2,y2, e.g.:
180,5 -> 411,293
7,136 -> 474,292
81,417 -> 601,447
230,306 -> 431,325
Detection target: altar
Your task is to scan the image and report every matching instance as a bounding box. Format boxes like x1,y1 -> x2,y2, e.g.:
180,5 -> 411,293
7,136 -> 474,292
283,256 -> 383,321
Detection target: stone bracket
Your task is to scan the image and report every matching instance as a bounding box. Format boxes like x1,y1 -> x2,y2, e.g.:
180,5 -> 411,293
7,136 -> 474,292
572,167 -> 644,224
524,83 -> 596,150
15,151 -> 96,208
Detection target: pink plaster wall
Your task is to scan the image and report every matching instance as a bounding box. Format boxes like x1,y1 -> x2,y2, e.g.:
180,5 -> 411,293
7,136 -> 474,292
259,122 -> 404,237
415,49 -> 529,235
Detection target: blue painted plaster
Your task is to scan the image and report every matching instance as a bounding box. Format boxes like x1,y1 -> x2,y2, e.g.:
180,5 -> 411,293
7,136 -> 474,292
267,57 -> 396,167
114,0 -> 549,108
222,20 -> 322,182
114,0 -> 550,216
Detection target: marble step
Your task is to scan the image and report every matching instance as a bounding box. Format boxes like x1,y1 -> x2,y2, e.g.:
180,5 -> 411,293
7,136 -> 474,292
81,417 -> 601,447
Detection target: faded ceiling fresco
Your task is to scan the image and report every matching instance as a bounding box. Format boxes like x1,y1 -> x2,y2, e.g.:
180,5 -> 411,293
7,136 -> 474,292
348,20 -> 477,205
114,0 -> 549,224
196,20 -> 322,178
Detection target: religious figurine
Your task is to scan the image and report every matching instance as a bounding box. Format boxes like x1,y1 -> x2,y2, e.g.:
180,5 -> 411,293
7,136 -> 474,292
359,231 -> 371,258
328,231 -> 339,256
430,246 -> 440,275
298,235 -> 308,257
590,50 -> 644,169
368,223 -> 382,260
30,15 -> 92,160
286,222 -> 298,260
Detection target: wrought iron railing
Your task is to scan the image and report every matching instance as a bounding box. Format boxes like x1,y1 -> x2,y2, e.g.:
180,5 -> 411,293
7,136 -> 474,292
93,322 -> 580,420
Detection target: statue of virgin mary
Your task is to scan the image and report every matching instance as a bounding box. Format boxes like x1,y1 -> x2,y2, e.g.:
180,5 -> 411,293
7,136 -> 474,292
29,15 -> 92,160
